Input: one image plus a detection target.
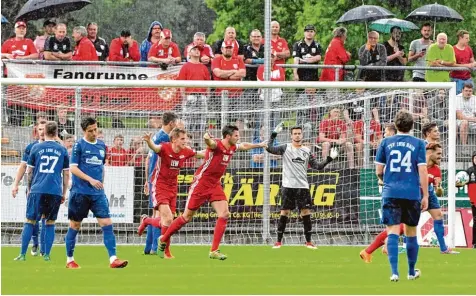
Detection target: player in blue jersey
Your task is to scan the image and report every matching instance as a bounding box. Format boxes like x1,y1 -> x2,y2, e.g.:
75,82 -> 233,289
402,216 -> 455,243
142,112 -> 178,254
66,117 -> 128,269
375,110 -> 429,282
14,122 -> 70,262
12,121 -> 47,257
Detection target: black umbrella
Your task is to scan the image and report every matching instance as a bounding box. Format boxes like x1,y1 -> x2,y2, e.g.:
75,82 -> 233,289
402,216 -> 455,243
15,0 -> 91,21
336,5 -> 395,24
405,3 -> 463,39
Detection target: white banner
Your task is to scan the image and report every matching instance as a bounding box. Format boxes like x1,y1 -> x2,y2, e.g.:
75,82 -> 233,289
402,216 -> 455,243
1,166 -> 135,223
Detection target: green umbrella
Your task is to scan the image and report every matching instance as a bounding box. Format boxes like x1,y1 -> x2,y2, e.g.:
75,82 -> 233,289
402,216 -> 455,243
370,18 -> 419,33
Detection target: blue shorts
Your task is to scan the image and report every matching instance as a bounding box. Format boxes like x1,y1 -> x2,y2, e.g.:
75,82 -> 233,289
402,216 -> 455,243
26,193 -> 62,221
381,198 -> 421,227
428,192 -> 441,210
68,192 -> 110,222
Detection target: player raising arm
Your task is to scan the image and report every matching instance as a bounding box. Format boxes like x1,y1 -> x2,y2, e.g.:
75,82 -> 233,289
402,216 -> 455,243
66,117 -> 128,269
137,128 -> 204,258
375,110 -> 428,282
14,122 -> 69,262
266,124 -> 338,249
157,125 -> 267,260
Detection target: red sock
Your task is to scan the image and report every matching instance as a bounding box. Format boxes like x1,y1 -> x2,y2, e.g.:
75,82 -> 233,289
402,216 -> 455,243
144,217 -> 161,228
211,217 -> 228,252
161,217 -> 187,242
161,225 -> 172,254
365,230 -> 388,254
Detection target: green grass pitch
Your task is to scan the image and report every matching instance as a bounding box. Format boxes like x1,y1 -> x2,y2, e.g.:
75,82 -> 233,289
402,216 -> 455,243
2,245 -> 475,294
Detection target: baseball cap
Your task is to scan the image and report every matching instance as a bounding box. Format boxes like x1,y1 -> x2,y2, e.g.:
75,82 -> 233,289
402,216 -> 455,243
15,21 -> 27,28
43,19 -> 56,27
222,40 -> 234,48
304,24 -> 315,31
161,29 -> 172,39
188,44 -> 199,52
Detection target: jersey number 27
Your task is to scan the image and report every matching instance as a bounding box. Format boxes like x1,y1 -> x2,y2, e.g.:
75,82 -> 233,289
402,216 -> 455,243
389,150 -> 412,173
39,155 -> 59,174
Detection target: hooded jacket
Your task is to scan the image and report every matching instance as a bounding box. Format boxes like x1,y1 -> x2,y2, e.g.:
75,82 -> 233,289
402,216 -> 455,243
465,151 -> 476,205
140,21 -> 163,62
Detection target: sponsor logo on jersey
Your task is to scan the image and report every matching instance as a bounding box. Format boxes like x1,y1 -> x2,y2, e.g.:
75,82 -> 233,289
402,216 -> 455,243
291,157 -> 305,164
86,156 -> 103,165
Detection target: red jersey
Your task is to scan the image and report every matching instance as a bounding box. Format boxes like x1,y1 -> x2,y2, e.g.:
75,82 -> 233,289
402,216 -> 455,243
319,119 -> 347,142
128,148 -> 145,167
109,38 -> 140,62
154,143 -> 196,188
450,45 -> 473,80
107,146 -> 129,166
72,37 -> 98,61
148,42 -> 181,59
211,55 -> 246,97
184,43 -> 214,61
320,37 -> 350,81
427,165 -> 442,187
352,120 -> 382,143
1,38 -> 37,57
177,62 -> 210,93
257,64 -> 285,81
193,140 -> 238,188
270,36 -> 289,64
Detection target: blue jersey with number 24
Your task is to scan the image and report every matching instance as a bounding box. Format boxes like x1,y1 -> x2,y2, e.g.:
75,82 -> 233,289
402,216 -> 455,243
375,134 -> 427,201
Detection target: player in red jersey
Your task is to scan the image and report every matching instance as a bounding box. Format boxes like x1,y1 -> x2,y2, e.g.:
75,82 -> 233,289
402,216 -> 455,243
137,127 -> 204,258
157,125 -> 267,260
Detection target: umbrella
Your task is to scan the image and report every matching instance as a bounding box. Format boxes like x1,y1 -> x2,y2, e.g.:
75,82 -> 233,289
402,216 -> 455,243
370,18 -> 419,33
1,14 -> 8,24
405,3 -> 463,39
336,5 -> 395,24
15,0 -> 91,21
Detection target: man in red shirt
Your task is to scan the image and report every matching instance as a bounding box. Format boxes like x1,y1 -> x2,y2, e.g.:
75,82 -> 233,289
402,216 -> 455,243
148,29 -> 181,66
269,21 -> 290,64
157,126 -> 267,260
109,30 -> 140,62
451,30 -> 475,94
213,27 -> 245,59
320,27 -> 351,81
352,116 -> 382,167
107,134 -> 129,166
184,32 -> 214,65
72,26 -> 98,61
318,107 -> 355,168
1,21 -> 39,60
178,44 -> 211,132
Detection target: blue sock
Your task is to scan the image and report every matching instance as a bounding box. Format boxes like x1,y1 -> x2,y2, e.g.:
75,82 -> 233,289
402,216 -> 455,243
102,225 -> 116,258
40,219 -> 46,254
44,224 -> 55,256
406,236 -> 419,276
65,228 -> 78,257
144,225 -> 153,253
32,222 -> 39,246
20,223 -> 34,255
151,226 -> 161,252
434,219 -> 448,252
387,234 -> 399,276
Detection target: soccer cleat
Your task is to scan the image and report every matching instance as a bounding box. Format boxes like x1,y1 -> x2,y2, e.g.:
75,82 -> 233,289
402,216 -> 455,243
398,246 -> 406,254
390,274 -> 399,282
31,245 -> 39,256
441,248 -> 460,254
209,250 -> 227,260
305,242 -> 317,249
407,269 -> 421,280
137,214 -> 148,236
110,259 -> 128,268
43,255 -> 51,261
164,252 -> 175,259
14,254 -> 26,261
272,242 -> 282,249
157,236 -> 167,259
66,261 -> 80,269
359,250 -> 372,263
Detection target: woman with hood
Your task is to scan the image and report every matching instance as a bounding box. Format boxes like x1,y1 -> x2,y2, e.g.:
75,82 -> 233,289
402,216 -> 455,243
140,21 -> 163,62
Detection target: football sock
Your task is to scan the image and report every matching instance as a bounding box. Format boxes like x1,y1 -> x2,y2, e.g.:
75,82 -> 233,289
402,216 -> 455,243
102,225 -> 117,257
145,217 -> 162,228
65,227 -> 78,257
211,217 -> 228,252
32,222 -> 39,247
434,219 -> 448,252
302,214 -> 312,243
161,216 -> 187,242
365,229 -> 387,254
20,222 -> 34,256
277,215 -> 288,243
151,226 -> 161,252
40,219 -> 46,254
406,236 -> 419,276
387,233 -> 399,276
144,225 -> 153,253
44,224 -> 55,256
162,226 -> 171,254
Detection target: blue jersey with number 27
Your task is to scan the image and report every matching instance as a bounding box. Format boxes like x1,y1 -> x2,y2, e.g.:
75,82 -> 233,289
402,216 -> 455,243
375,134 -> 427,201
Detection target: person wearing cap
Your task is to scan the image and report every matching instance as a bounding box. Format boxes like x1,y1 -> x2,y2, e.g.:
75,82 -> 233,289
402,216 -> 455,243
177,44 -> 211,133
109,30 -> 140,62
71,26 -> 98,61
148,29 -> 181,65
320,27 -> 351,81
292,24 -> 323,81
44,23 -> 72,61
269,21 -> 290,64
184,32 -> 214,65
87,22 -> 109,61
34,19 -> 56,60
1,21 -> 38,60
213,27 -> 245,59
140,21 -> 163,62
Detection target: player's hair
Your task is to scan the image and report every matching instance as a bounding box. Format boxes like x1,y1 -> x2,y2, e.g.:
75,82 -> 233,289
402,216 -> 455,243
457,29 -> 469,39
81,117 -> 97,131
170,127 -> 187,139
426,142 -> 442,151
394,110 -> 413,133
162,112 -> 178,126
64,134 -> 75,141
114,134 -> 124,140
45,121 -> 58,137
422,122 -> 438,138
290,126 -> 302,134
222,125 -> 239,138
384,123 -> 397,135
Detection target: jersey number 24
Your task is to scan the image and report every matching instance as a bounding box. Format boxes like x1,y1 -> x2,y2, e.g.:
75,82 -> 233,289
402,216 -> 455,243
389,150 -> 412,173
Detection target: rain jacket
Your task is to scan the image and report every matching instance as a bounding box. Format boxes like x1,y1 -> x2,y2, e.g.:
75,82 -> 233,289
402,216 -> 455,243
140,21 -> 163,61
465,151 -> 476,205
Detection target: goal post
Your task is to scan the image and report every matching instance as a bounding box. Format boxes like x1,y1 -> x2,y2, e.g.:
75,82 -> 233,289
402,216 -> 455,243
0,78 -> 458,248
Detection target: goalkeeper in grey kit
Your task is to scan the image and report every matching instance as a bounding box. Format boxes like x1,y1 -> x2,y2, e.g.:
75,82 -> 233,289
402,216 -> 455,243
266,123 -> 339,248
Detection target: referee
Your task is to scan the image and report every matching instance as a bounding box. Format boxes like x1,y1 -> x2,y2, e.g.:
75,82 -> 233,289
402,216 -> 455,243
266,124 -> 338,249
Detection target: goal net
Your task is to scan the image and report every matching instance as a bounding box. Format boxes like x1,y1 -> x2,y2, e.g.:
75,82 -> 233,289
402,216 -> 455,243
0,78 -> 459,248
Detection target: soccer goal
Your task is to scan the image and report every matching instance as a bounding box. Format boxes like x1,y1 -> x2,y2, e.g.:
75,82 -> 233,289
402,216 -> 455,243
0,78 -> 458,248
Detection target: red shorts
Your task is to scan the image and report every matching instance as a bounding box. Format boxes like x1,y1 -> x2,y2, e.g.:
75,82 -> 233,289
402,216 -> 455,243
153,185 -> 177,212
186,183 -> 227,211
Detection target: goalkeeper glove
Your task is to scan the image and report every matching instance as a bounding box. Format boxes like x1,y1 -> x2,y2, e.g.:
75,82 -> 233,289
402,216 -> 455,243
330,147 -> 339,159
273,122 -> 284,134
